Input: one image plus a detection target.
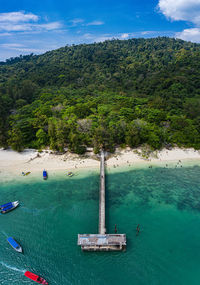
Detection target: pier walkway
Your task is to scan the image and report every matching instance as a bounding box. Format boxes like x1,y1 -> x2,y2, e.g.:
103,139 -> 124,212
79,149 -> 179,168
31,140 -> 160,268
78,151 -> 126,251
99,151 -> 106,235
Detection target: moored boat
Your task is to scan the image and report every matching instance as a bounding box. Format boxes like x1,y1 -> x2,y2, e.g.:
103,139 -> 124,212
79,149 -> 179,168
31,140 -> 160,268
1,201 -> 19,214
24,271 -> 48,284
7,237 -> 22,253
43,170 -> 47,180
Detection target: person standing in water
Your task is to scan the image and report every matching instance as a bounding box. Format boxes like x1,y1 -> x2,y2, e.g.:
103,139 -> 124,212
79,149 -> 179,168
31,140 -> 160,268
136,224 -> 140,236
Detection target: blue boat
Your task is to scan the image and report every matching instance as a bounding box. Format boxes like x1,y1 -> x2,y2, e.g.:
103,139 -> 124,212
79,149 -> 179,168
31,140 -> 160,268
0,202 -> 12,209
1,201 -> 19,214
43,170 -> 47,180
7,237 -> 22,253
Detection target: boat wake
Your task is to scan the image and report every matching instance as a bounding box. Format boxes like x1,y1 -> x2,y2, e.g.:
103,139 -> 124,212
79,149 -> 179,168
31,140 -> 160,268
1,231 -> 8,238
21,207 -> 43,215
0,261 -> 25,274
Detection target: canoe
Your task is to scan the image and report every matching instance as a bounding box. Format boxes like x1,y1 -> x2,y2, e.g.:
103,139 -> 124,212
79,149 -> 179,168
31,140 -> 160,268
22,172 -> 31,176
7,237 -> 22,253
24,271 -> 48,284
1,201 -> 19,214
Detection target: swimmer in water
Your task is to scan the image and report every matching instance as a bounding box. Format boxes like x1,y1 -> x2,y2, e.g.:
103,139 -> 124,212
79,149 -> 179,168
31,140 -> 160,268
136,224 -> 140,236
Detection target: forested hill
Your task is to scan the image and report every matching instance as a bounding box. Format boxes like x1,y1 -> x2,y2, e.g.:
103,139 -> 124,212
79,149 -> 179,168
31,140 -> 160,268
0,37 -> 200,153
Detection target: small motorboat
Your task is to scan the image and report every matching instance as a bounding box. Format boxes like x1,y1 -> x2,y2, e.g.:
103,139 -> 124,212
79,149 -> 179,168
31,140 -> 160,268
1,201 -> 19,214
7,237 -> 22,253
43,170 -> 47,180
24,271 -> 48,284
67,171 -> 74,177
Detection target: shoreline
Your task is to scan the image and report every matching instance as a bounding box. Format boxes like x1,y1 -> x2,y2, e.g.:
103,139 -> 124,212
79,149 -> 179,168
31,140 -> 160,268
1,147 -> 200,182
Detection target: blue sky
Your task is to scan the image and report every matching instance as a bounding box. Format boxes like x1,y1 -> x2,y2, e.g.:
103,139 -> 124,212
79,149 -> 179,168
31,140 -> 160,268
0,0 -> 200,61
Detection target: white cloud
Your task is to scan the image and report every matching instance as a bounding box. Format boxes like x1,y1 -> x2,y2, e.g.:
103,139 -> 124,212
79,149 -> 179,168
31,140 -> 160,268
1,43 -> 25,48
0,11 -> 62,32
79,33 -> 112,43
94,35 -> 113,42
0,42 -> 45,53
0,23 -> 32,31
81,33 -> 113,42
141,31 -> 155,35
0,32 -> 12,36
81,31 -> 173,43
0,12 -> 65,60
0,11 -> 38,23
69,18 -> 84,27
0,22 -> 62,32
86,21 -> 104,26
10,47 -> 45,53
121,33 -> 130,39
82,33 -> 93,40
158,0 -> 200,42
72,18 -> 84,24
0,18 -> 62,32
176,28 -> 200,42
35,22 -> 62,31
68,18 -> 104,27
158,0 -> 200,25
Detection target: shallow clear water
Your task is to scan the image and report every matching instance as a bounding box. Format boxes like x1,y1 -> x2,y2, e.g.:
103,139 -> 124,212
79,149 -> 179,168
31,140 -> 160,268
1,165 -> 200,284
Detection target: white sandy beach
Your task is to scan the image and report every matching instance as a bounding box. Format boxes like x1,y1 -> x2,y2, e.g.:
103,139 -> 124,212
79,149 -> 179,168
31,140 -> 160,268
0,147 -> 200,178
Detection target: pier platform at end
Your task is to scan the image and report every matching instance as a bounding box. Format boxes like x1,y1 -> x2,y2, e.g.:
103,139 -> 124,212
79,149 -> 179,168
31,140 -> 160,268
78,234 -> 126,251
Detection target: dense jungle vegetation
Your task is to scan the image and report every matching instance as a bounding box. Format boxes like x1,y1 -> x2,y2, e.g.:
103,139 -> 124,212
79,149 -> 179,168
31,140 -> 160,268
0,37 -> 200,153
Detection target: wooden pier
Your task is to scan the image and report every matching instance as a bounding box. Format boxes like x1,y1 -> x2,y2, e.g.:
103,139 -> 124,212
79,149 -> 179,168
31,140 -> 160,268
99,151 -> 106,235
78,151 -> 126,251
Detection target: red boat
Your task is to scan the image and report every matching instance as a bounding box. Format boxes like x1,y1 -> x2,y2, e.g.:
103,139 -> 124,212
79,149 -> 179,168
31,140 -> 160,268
24,271 -> 48,284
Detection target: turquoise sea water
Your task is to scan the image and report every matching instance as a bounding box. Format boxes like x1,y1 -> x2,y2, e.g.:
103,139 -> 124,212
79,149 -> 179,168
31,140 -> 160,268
1,164 -> 200,284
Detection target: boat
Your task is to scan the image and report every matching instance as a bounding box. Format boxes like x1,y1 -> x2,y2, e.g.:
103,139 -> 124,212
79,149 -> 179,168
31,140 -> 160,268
1,201 -> 19,214
43,170 -> 47,180
7,237 -> 22,253
24,271 -> 48,284
67,172 -> 74,177
22,171 -> 31,176
0,202 -> 12,209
